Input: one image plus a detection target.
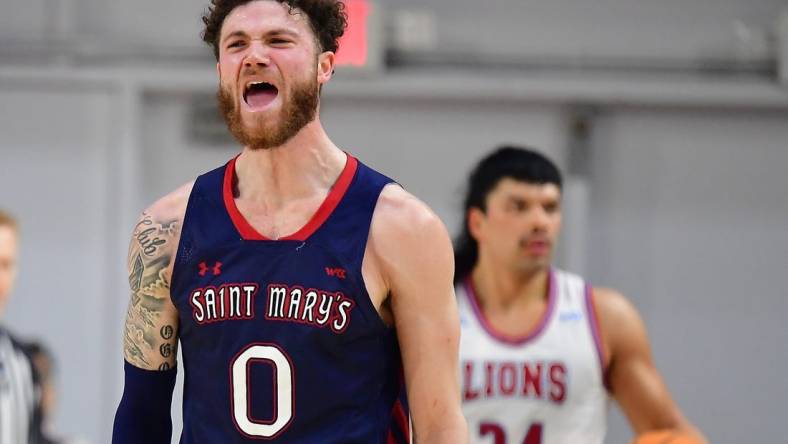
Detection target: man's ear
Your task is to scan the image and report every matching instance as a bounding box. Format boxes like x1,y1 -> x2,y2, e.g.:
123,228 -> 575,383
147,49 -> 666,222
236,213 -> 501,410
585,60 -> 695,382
317,51 -> 336,85
467,207 -> 486,242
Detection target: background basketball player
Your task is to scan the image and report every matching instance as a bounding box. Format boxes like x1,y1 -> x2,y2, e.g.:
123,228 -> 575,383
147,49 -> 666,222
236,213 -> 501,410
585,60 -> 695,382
455,147 -> 706,443
112,1 -> 466,443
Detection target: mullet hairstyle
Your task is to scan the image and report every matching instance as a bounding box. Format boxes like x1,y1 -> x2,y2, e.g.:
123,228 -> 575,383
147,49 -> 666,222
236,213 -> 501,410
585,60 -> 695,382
454,146 -> 563,283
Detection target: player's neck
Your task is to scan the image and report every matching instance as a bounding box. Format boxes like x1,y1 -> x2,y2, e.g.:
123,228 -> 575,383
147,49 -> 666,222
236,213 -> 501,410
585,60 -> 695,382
235,119 -> 345,207
471,259 -> 550,310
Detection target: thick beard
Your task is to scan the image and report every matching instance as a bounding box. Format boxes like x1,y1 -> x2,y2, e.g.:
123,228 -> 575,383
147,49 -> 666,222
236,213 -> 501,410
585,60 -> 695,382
218,75 -> 319,150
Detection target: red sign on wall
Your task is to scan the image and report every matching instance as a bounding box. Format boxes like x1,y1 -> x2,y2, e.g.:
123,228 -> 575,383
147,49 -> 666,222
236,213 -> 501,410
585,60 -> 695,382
334,0 -> 371,67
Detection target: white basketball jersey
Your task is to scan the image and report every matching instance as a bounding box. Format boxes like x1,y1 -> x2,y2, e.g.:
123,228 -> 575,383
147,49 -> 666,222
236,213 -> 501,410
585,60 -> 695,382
459,268 -> 610,444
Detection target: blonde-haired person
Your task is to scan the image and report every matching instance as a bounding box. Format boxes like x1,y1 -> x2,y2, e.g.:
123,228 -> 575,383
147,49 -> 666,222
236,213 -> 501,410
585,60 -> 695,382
0,210 -> 37,444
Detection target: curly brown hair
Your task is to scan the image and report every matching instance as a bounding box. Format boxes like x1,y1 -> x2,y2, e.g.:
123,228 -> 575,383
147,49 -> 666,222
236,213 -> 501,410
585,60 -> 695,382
201,0 -> 347,60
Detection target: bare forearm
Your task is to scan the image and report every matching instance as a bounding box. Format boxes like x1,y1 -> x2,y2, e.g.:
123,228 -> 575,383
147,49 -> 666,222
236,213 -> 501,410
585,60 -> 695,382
414,415 -> 468,444
405,338 -> 466,444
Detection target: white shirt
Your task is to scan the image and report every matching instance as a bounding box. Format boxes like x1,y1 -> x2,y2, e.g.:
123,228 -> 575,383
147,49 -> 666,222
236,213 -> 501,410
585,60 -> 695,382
459,268 -> 610,444
0,329 -> 35,444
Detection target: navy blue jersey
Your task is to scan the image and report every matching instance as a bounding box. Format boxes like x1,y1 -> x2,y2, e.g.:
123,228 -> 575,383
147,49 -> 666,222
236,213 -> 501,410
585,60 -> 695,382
171,155 -> 410,443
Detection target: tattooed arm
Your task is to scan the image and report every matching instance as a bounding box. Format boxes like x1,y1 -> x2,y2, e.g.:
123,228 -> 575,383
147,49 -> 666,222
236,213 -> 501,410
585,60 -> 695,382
113,184 -> 192,444
123,183 -> 192,370
122,208 -> 182,371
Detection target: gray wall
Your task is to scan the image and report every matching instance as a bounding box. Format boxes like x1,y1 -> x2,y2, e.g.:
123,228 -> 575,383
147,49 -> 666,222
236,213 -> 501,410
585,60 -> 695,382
588,108 -> 788,443
391,0 -> 784,67
2,0 -> 788,443
21,0 -> 785,62
0,86 -> 116,441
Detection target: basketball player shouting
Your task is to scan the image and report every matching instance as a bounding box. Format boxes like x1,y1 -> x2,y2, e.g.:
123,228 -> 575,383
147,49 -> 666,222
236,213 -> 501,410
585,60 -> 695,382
455,147 -> 706,444
112,1 -> 466,443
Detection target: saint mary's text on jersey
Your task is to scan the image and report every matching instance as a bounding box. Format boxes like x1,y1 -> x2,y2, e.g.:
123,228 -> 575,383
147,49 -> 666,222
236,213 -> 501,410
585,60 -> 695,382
188,282 -> 354,334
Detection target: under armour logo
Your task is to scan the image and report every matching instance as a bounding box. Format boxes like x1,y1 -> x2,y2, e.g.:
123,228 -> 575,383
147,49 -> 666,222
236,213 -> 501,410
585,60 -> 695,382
325,267 -> 346,279
199,261 -> 223,277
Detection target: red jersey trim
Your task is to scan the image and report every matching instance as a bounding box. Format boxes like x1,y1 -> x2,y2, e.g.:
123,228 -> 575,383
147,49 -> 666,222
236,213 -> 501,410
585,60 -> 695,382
222,154 -> 359,242
584,285 -> 612,391
386,398 -> 410,444
464,270 -> 557,346
386,368 -> 410,444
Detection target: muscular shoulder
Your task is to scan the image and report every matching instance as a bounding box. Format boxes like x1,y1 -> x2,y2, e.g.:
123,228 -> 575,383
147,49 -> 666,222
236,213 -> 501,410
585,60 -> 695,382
367,185 -> 454,287
370,185 -> 452,256
135,183 -> 193,246
592,287 -> 650,359
142,182 -> 194,228
593,288 -> 640,324
372,185 -> 445,237
128,182 -> 194,285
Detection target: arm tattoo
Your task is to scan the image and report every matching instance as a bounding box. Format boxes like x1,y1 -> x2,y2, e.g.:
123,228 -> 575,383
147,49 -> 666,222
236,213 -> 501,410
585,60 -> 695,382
160,343 -> 173,358
134,216 -> 173,257
161,325 -> 174,340
129,254 -> 144,293
123,213 -> 180,369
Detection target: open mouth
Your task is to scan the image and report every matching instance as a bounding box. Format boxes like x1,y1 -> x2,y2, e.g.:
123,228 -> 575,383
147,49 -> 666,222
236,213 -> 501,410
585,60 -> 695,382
243,81 -> 279,110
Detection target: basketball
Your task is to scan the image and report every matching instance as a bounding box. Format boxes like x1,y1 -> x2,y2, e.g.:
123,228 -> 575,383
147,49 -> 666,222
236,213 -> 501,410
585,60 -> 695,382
632,430 -> 703,444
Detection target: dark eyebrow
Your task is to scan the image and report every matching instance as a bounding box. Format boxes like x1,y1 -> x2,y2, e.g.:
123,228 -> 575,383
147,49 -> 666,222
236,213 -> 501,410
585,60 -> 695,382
221,28 -> 300,45
266,28 -> 300,39
506,195 -> 526,204
222,30 -> 248,43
